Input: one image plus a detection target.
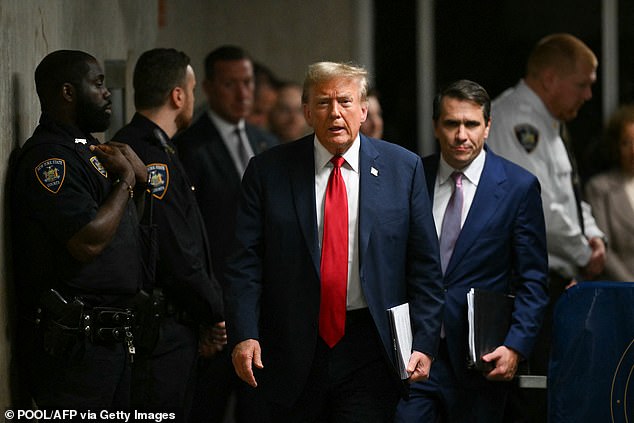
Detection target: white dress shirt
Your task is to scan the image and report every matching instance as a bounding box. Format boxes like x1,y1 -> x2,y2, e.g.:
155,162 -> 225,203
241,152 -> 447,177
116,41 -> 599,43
314,136 -> 366,310
432,150 -> 486,238
207,109 -> 254,176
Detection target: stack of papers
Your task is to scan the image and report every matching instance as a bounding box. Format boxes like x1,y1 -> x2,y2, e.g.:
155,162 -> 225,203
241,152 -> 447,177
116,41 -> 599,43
387,302 -> 412,379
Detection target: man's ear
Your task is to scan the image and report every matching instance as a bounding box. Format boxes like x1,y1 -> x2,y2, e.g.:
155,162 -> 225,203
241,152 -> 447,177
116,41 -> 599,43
542,68 -> 557,91
171,86 -> 184,108
62,83 -> 75,103
303,103 -> 312,125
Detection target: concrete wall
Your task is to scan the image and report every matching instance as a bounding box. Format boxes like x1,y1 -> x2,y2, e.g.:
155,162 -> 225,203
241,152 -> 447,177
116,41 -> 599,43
0,0 -> 363,406
156,0 -> 364,109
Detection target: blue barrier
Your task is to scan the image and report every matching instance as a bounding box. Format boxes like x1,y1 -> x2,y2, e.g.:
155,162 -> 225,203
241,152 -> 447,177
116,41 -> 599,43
549,281 -> 634,422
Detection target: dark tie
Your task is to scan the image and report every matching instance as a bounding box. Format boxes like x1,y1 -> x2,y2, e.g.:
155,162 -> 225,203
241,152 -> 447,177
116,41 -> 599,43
439,172 -> 463,274
234,127 -> 251,172
560,123 -> 585,234
319,156 -> 348,348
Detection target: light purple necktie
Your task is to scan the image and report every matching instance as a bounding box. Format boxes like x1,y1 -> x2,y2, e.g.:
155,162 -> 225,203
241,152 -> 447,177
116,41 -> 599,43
439,172 -> 463,274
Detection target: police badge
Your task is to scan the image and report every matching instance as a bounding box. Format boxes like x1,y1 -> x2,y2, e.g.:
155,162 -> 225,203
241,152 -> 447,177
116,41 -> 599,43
147,163 -> 169,199
514,124 -> 539,153
35,158 -> 66,194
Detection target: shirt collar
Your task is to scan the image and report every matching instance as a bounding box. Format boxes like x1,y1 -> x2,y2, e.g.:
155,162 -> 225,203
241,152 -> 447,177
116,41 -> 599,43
313,134 -> 361,173
207,109 -> 245,140
517,79 -> 560,131
438,148 -> 486,187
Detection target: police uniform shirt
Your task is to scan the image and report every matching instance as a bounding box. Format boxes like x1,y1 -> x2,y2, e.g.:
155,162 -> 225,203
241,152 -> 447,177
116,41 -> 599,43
114,113 -> 223,324
487,80 -> 605,278
11,113 -> 141,308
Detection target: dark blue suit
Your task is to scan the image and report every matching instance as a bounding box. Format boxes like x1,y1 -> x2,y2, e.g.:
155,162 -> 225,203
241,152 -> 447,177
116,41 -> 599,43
396,147 -> 549,422
224,134 -> 444,418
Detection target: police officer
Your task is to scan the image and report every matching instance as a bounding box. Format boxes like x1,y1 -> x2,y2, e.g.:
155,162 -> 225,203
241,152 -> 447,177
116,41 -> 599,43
113,48 -> 224,417
487,33 -> 607,421
11,50 -> 147,408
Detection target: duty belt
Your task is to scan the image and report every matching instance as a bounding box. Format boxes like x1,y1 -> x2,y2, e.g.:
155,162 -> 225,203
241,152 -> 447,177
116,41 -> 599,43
81,307 -> 136,359
35,296 -> 137,362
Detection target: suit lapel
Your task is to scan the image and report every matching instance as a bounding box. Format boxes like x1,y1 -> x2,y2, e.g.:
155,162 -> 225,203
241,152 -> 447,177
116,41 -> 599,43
245,124 -> 268,154
289,137 -> 321,276
358,136 -> 381,271
423,154 -> 440,201
445,151 -> 507,277
202,115 -> 243,182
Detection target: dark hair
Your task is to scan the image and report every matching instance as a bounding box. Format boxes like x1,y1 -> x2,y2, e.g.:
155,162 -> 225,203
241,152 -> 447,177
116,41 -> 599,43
204,45 -> 252,81
133,48 -> 190,110
432,79 -> 491,122
35,50 -> 96,111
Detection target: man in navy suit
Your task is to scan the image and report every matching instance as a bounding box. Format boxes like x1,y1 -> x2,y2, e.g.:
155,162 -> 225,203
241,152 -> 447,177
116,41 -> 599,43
395,80 -> 549,422
224,62 -> 444,422
176,46 -> 277,423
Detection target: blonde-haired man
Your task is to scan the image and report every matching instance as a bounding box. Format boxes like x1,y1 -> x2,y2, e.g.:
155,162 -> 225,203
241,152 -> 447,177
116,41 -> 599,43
224,62 -> 444,421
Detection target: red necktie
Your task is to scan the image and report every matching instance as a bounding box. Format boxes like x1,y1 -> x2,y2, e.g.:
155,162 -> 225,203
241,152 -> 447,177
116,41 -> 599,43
319,155 -> 348,348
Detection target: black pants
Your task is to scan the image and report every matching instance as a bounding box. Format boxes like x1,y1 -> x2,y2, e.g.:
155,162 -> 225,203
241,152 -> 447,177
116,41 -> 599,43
131,317 -> 198,420
396,340 -> 510,423
21,327 -> 131,409
267,309 -> 401,423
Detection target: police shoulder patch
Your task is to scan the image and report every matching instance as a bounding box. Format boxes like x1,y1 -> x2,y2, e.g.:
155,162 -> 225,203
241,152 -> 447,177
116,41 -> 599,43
35,158 -> 66,194
90,156 -> 108,177
514,124 -> 539,153
147,163 -> 169,200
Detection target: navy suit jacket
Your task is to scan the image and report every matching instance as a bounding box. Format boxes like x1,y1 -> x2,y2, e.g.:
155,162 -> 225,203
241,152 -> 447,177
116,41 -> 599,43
424,147 -> 548,385
176,112 -> 278,282
224,134 -> 444,406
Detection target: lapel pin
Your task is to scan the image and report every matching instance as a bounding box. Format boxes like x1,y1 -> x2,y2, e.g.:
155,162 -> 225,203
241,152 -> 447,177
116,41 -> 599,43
75,138 -> 87,144
370,167 -> 379,177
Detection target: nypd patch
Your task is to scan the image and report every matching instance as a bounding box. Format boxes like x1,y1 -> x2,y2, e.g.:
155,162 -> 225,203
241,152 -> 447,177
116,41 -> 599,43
147,163 -> 169,200
90,156 -> 108,177
35,158 -> 66,194
514,124 -> 539,153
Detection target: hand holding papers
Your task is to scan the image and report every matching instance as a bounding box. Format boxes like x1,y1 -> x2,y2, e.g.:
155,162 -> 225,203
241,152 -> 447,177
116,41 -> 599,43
387,303 -> 412,379
467,288 -> 514,372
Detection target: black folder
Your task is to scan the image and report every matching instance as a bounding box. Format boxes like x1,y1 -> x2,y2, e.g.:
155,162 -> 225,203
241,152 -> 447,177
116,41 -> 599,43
387,302 -> 412,379
466,288 -> 515,372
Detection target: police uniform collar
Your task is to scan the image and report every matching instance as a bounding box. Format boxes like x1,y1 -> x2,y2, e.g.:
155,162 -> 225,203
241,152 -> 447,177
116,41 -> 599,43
36,113 -> 97,146
517,79 -> 559,128
130,113 -> 172,147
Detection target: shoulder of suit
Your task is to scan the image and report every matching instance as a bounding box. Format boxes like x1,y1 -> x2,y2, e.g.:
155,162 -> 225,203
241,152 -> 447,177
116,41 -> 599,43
245,123 -> 280,147
175,115 -> 222,153
491,151 -> 539,185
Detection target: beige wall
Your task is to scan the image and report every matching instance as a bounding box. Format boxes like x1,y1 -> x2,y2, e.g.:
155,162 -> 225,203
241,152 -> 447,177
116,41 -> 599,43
0,0 -> 363,406
157,0 -> 362,109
